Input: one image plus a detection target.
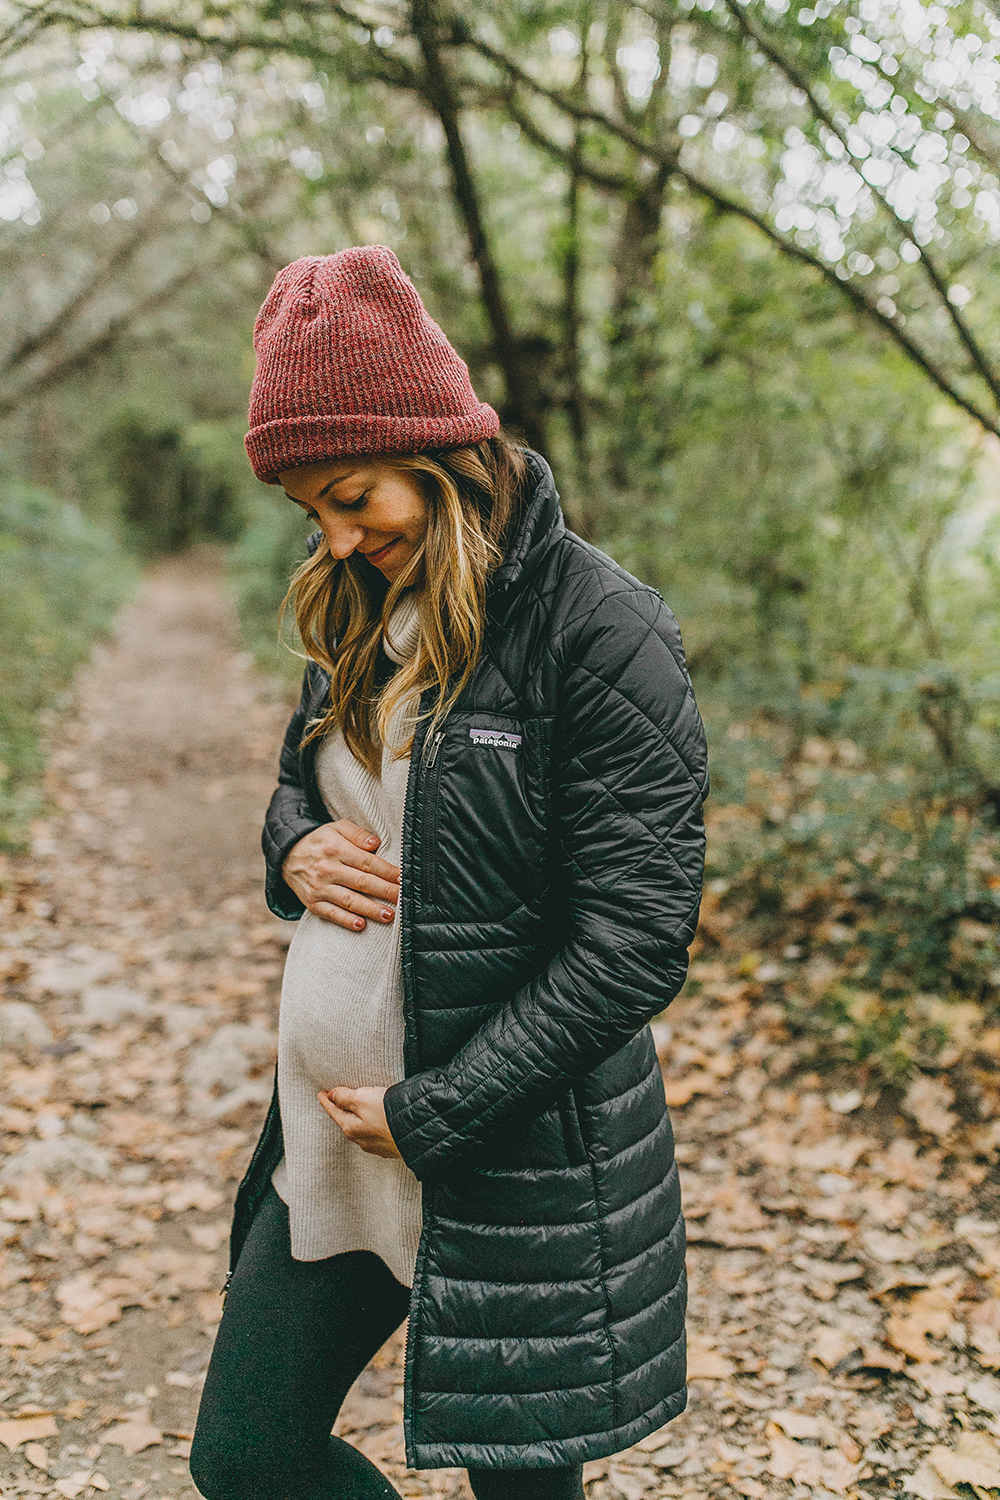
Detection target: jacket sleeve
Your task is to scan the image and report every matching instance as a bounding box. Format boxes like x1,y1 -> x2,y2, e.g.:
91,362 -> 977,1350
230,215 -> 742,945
383,584 -> 708,1179
262,662 -> 328,921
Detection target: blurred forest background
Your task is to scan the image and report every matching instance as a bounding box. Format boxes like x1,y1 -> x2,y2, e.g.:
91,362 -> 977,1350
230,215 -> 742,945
1,0 -> 999,1083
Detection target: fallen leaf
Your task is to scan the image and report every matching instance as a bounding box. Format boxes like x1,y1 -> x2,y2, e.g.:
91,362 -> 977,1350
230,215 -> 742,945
969,1324 -> 1000,1370
827,1089 -> 863,1113
858,1342 -> 906,1372
766,1426 -> 858,1494
196,1292 -> 223,1325
903,1076 -> 958,1138
607,1466 -> 648,1500
810,1324 -> 857,1369
101,1418 -> 162,1456
770,1410 -> 822,1440
966,1374 -> 1000,1416
848,1404 -> 893,1444
162,1180 -> 224,1213
901,1460 -> 959,1500
24,1441 -> 48,1471
0,1327 -> 37,1347
862,1229 -> 920,1263
686,1341 -> 734,1379
0,1414 -> 57,1451
928,1431 -> 1000,1489
186,1221 -> 229,1252
886,1286 -> 956,1362
911,1367 -> 966,1397
733,1481 -> 766,1500
90,1474 -> 109,1491
55,1272 -> 122,1335
61,1400 -> 89,1420
662,1070 -> 720,1107
642,1443 -> 687,1468
53,1472 -> 92,1498
955,1215 -> 999,1238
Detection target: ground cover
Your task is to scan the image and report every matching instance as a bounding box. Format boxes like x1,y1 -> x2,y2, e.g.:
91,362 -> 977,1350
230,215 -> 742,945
0,557 -> 997,1500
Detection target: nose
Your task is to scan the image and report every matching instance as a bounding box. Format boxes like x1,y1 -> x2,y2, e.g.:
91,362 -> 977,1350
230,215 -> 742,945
322,515 -> 365,560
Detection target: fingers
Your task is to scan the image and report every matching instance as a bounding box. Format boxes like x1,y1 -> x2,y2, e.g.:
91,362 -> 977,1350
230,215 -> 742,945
336,818 -> 382,852
333,820 -> 401,883
310,885 -> 396,928
309,901 -> 370,930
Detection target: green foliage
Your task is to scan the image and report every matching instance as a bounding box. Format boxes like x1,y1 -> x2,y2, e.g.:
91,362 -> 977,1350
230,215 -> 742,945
704,676 -> 1000,1078
103,409 -> 245,555
3,2 -> 1000,1074
0,483 -> 136,848
228,490 -> 314,681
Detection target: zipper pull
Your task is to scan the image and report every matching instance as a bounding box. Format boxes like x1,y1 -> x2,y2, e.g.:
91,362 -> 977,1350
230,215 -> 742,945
424,730 -> 444,769
221,1270 -> 234,1301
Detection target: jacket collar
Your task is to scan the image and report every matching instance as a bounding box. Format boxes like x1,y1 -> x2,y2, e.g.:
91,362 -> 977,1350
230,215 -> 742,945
304,447 -> 565,611
486,448 -> 564,621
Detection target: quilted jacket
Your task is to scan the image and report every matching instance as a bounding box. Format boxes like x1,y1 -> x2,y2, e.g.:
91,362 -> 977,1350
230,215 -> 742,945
231,449 -> 708,1470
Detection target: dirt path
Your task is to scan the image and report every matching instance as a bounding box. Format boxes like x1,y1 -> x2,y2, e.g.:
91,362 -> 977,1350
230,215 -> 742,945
1,556 -> 998,1500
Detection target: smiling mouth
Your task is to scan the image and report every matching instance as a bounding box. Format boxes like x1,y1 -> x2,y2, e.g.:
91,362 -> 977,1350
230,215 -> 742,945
363,539 -> 397,563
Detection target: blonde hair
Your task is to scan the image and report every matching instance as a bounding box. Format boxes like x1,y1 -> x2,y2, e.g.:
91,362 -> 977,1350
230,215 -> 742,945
283,433 -> 529,776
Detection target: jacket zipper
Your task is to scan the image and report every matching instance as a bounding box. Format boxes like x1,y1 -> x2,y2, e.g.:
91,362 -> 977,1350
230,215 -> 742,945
420,730 -> 445,905
398,700 -> 440,1467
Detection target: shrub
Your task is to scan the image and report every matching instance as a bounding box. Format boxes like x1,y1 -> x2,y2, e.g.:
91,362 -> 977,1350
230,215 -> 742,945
0,483 -> 136,848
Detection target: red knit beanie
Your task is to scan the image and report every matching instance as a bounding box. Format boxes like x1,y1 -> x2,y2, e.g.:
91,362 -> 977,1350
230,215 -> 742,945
245,245 -> 500,483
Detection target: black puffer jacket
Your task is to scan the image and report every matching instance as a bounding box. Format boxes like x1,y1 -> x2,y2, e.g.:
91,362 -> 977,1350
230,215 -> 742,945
233,450 -> 708,1470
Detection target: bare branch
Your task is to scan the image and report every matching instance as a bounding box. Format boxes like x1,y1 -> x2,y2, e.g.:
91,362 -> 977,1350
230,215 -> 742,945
0,260 -> 207,421
2,199 -> 180,375
719,0 -> 1000,407
456,22 -> 1000,438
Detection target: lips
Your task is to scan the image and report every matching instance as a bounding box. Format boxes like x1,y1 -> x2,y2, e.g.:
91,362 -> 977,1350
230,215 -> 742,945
363,539 -> 397,563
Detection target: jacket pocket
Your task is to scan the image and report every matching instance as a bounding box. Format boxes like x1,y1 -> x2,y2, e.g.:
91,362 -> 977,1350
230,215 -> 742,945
557,1089 -> 587,1167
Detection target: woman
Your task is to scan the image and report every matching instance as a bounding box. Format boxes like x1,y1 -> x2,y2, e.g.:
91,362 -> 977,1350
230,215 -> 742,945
190,246 -> 708,1500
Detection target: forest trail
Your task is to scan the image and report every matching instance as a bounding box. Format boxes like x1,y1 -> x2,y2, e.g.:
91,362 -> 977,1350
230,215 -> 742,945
1,557 -> 998,1500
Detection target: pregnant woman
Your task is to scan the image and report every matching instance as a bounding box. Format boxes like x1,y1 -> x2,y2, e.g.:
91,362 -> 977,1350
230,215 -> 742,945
190,246 -> 708,1500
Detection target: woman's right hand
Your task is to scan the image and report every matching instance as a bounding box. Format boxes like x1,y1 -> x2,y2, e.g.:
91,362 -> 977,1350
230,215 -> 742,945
281,820 -> 400,930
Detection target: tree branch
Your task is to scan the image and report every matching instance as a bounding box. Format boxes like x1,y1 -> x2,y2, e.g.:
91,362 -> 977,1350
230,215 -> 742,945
719,0 -> 1000,408
456,21 -> 1000,438
0,261 -> 208,421
410,0 -> 545,449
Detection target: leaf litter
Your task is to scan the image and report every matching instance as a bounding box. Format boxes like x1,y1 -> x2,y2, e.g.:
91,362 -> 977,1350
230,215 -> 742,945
1,557 -> 998,1500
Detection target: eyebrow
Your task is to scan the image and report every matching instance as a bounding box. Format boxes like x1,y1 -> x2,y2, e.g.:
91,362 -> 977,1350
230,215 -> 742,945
282,469 -> 361,506
317,469 -> 359,499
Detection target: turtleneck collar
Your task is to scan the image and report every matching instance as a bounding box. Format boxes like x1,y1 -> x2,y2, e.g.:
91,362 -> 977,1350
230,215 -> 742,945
382,590 -> 421,665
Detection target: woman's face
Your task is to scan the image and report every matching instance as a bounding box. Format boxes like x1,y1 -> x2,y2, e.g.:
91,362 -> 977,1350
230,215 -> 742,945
279,457 -> 429,582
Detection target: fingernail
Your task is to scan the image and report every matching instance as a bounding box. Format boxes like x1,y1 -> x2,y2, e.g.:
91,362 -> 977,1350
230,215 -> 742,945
366,837 -> 378,847
354,919 -> 364,930
380,909 -> 394,922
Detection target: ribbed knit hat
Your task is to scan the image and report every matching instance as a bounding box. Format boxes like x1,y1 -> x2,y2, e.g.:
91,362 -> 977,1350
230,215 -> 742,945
245,245 -> 500,483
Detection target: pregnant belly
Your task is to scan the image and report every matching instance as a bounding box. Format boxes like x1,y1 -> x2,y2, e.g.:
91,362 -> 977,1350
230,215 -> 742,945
277,909 -> 406,1092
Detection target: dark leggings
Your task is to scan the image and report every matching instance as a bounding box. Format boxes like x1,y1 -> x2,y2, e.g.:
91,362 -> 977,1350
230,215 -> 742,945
190,1186 -> 584,1500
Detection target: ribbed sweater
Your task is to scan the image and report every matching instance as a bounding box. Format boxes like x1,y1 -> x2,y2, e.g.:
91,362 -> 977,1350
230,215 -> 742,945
270,592 -> 423,1285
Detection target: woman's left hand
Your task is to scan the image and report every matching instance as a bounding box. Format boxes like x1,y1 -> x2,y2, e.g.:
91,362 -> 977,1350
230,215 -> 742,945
318,1086 -> 402,1159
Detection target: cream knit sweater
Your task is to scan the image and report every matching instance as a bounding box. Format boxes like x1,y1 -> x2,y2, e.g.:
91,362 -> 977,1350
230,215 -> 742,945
270,592 -> 423,1286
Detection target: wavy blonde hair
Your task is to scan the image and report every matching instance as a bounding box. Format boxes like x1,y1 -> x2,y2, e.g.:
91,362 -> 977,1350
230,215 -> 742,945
282,432 -> 529,776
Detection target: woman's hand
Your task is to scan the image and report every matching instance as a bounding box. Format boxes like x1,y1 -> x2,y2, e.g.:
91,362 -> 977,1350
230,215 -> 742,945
318,1086 -> 401,1159
282,820 -> 400,929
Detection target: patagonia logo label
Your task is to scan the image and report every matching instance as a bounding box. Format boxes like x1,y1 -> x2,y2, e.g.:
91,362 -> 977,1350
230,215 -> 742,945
469,728 -> 522,751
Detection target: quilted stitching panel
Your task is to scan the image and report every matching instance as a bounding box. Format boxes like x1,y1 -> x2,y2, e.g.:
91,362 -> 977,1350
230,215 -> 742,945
252,450 -> 706,1469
